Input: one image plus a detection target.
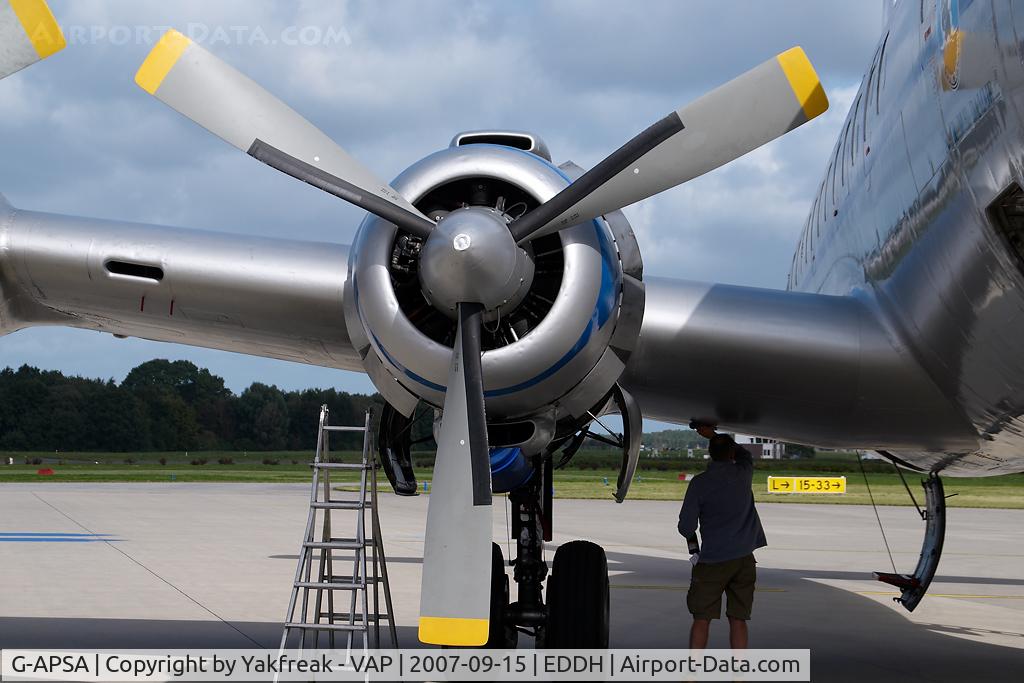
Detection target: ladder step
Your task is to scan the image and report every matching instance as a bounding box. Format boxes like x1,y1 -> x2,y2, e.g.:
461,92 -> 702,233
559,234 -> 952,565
317,613 -> 390,622
311,462 -> 367,470
284,622 -> 365,632
310,500 -> 368,510
294,580 -> 364,590
303,540 -> 371,550
328,575 -> 379,584
323,425 -> 366,432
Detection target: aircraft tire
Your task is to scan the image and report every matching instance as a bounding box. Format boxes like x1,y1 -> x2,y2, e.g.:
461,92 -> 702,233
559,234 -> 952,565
545,540 -> 610,647
485,542 -> 518,648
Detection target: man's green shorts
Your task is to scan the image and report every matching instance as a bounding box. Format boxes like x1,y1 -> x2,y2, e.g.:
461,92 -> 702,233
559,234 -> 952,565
687,553 -> 756,620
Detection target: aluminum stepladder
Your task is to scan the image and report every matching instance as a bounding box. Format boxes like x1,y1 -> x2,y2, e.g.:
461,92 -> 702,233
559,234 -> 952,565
279,406 -> 397,653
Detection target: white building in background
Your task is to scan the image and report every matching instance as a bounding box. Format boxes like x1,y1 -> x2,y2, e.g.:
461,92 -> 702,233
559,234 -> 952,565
731,433 -> 786,459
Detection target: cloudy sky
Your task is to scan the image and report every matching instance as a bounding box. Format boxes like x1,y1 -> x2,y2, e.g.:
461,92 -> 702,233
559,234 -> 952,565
0,0 -> 883,411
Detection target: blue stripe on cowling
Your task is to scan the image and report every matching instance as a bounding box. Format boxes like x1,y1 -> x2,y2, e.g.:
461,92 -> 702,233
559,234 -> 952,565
352,273 -> 452,394
367,144 -> 620,397
483,231 -> 617,397
479,144 -> 619,397
372,328 -> 447,393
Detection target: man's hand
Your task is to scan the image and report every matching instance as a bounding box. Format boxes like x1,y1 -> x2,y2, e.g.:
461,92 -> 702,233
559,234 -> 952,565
690,420 -> 717,440
686,537 -> 700,565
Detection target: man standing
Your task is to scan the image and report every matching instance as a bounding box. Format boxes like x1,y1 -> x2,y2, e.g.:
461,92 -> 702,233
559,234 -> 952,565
678,424 -> 767,649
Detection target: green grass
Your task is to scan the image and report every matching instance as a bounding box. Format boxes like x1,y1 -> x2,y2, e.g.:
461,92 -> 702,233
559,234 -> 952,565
2,452 -> 1022,509
545,469 -> 1024,509
0,450 -> 325,483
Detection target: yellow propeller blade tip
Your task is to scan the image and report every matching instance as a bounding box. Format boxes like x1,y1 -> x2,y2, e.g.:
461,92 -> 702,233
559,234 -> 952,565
418,616 -> 489,646
135,28 -> 191,95
10,0 -> 65,59
777,46 -> 829,120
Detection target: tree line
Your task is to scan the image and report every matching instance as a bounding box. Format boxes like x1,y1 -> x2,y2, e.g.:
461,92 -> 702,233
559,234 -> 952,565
0,360 -> 817,458
0,361 -> 380,452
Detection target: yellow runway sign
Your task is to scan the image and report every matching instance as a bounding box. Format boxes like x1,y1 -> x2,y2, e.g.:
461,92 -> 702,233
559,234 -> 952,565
767,476 -> 846,494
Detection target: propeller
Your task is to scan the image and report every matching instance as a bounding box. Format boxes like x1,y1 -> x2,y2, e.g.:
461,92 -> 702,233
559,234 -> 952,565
0,0 -> 65,81
418,302 -> 494,646
134,33 -> 827,646
135,29 -> 434,239
510,47 -> 828,243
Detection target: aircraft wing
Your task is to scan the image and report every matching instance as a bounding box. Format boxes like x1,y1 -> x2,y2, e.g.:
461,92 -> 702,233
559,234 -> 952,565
0,195 -> 362,373
1,195 -> 977,457
621,278 -> 977,453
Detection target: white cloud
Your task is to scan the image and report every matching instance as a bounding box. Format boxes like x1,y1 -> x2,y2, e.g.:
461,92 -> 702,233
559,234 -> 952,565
626,83 -> 860,286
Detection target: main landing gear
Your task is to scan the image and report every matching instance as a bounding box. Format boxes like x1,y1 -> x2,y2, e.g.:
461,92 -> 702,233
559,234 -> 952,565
487,454 -> 611,648
546,540 -> 610,647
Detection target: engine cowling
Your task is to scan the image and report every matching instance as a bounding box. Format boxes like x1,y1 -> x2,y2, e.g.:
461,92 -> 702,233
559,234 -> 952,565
343,136 -> 645,451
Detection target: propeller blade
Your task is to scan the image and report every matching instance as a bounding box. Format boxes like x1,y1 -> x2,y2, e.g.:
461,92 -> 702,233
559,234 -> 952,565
135,29 -> 434,239
0,0 -> 65,81
419,302 -> 493,646
511,46 -> 828,243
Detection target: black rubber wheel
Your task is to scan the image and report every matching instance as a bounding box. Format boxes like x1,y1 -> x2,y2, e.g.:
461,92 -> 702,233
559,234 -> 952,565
485,543 -> 518,648
545,540 -> 610,647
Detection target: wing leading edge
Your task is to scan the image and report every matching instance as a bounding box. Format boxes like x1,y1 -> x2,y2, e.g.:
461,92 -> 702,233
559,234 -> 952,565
0,196 -> 361,372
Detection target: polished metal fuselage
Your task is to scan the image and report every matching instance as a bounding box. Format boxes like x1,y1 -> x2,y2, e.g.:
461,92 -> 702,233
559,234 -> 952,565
798,0 -> 1024,474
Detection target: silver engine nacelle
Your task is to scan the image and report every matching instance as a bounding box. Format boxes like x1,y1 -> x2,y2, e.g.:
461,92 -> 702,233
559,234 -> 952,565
343,137 -> 645,447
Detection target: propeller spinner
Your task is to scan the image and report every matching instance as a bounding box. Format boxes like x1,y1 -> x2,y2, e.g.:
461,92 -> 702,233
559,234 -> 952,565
418,207 -> 535,318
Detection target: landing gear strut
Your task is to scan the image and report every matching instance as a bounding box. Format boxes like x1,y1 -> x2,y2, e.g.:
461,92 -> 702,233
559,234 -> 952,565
505,456 -> 549,642
873,473 -> 947,611
485,543 -> 518,648
497,454 -> 611,647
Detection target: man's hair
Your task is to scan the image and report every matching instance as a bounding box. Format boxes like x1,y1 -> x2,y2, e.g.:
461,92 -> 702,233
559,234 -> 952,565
708,434 -> 735,462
